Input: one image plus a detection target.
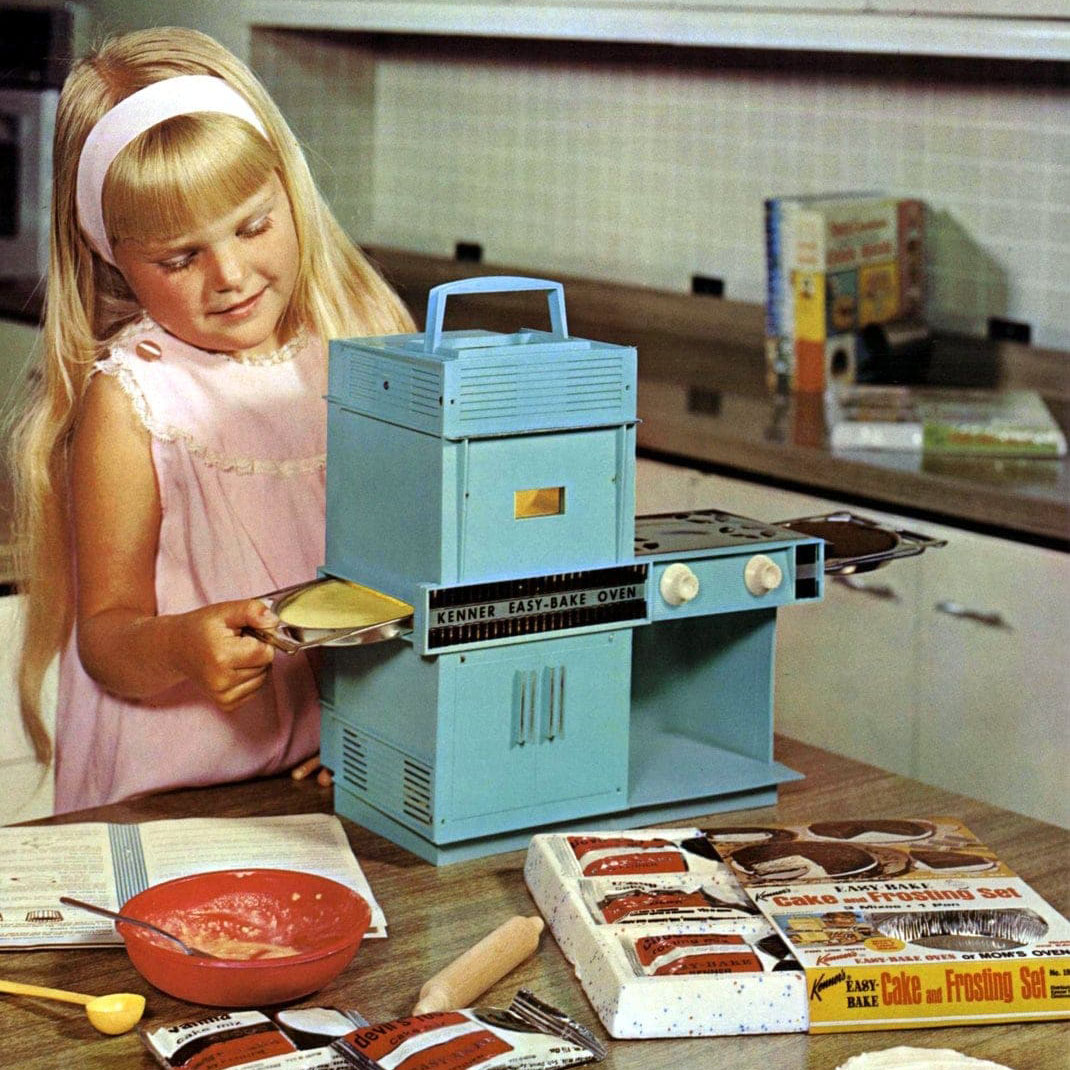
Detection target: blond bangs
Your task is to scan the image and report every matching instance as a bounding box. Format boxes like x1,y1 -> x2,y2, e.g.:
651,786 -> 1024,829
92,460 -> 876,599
102,112 -> 279,251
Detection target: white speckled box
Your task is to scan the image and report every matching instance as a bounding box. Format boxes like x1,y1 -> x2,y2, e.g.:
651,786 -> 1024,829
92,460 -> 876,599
523,829 -> 809,1038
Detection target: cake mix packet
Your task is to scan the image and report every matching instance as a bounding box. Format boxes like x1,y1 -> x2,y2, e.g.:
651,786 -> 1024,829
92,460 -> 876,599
331,990 -> 607,1070
559,832 -> 725,878
578,875 -> 759,926
140,1007 -> 369,1069
621,929 -> 802,977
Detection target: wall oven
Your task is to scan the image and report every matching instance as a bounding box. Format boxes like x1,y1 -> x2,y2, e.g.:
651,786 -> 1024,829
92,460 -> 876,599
0,86 -> 57,280
0,3 -> 79,281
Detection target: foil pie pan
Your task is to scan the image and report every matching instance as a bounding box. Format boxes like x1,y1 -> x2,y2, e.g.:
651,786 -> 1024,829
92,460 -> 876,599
871,908 -> 1048,952
245,577 -> 413,654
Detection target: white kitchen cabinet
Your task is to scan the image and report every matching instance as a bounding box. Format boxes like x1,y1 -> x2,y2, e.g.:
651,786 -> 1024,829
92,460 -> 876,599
636,456 -> 1070,828
0,597 -> 57,825
914,528 -> 1070,828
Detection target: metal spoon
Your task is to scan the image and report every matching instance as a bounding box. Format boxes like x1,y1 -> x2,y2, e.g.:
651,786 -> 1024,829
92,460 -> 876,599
0,978 -> 146,1035
59,896 -> 216,958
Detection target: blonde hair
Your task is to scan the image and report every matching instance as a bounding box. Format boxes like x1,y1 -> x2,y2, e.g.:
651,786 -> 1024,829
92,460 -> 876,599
10,27 -> 414,764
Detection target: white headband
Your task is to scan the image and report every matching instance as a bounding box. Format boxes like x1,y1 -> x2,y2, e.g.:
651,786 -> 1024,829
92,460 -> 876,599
75,74 -> 269,264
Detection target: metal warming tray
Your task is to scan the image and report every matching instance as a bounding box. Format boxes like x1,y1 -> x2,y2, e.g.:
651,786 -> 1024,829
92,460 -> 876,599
774,511 -> 947,575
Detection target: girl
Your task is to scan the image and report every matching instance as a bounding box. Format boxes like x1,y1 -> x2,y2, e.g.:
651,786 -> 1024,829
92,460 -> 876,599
11,27 -> 413,812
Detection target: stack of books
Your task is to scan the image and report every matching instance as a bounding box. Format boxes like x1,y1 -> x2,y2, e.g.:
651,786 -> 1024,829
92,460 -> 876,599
765,192 -> 926,393
825,384 -> 1067,457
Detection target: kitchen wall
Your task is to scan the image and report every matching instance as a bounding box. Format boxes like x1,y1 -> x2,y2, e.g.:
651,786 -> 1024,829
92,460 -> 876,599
249,31 -> 1069,350
76,5 -> 1068,349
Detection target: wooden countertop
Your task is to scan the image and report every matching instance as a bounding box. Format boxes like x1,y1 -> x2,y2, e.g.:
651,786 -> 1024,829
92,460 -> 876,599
367,248 -> 1070,550
3,737 -> 1067,1069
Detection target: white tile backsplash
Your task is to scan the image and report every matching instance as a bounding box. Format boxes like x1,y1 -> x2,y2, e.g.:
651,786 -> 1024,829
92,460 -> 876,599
253,31 -> 1069,350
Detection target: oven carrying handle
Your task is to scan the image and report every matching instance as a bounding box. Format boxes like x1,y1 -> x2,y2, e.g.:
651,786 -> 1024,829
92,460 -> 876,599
423,276 -> 569,354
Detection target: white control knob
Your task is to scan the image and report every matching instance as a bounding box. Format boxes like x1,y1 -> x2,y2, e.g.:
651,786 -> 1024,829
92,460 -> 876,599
744,554 -> 783,596
660,563 -> 700,606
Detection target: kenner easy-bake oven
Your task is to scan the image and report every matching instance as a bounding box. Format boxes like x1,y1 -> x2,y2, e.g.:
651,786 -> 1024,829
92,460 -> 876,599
261,277 -> 941,864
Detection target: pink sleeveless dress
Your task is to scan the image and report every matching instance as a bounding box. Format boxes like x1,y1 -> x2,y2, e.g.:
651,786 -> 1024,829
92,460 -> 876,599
54,320 -> 327,813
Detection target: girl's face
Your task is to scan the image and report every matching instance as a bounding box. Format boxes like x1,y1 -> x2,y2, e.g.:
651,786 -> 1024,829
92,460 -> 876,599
113,172 -> 300,360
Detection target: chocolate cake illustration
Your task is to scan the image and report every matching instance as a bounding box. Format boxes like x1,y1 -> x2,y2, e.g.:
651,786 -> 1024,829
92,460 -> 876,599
807,820 -> 934,842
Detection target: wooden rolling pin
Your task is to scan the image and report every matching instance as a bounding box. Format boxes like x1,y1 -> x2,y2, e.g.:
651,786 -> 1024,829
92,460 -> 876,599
412,915 -> 545,1014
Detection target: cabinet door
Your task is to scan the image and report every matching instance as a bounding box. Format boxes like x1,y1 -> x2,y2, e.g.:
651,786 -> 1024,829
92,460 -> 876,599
0,597 -> 57,824
448,634 -> 630,821
533,633 -> 631,802
447,650 -> 538,820
915,527 -> 1070,828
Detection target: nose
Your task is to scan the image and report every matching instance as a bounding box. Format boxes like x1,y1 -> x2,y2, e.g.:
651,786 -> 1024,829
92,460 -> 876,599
206,240 -> 247,291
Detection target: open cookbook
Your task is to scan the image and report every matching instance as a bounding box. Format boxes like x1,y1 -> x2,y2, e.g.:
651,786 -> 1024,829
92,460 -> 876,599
0,813 -> 386,948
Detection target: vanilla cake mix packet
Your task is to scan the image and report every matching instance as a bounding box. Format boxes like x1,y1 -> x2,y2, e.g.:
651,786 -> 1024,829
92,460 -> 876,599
561,831 -> 724,878
140,1009 -> 356,1069
331,990 -> 606,1069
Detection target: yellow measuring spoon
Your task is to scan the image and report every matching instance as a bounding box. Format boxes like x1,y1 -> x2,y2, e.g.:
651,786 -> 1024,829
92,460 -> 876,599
0,979 -> 146,1034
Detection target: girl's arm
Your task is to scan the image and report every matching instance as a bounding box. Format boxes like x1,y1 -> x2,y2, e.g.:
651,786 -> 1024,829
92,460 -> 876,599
71,372 -> 278,711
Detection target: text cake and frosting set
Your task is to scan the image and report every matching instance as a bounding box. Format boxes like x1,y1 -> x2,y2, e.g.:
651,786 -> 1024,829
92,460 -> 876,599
524,819 -> 1070,1037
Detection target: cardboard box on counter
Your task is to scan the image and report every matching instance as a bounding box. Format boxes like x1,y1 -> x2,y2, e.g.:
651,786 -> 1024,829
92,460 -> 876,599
524,828 -> 809,1038
524,820 -> 1070,1038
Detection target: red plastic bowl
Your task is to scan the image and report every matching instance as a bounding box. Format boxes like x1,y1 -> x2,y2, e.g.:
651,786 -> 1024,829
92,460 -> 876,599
118,868 -> 372,1007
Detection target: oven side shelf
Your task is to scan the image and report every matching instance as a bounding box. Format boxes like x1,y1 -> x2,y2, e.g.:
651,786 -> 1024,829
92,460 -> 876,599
627,722 -> 802,814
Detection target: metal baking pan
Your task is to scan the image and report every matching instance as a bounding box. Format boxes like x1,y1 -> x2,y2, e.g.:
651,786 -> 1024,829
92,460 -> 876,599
245,577 -> 413,654
776,512 -> 947,575
870,908 -> 1048,952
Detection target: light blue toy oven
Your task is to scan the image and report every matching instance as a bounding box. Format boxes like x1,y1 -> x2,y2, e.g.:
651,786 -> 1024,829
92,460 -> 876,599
318,277 -> 824,864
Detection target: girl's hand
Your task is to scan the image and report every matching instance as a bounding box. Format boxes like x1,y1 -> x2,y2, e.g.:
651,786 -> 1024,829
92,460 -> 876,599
291,754 -> 334,787
169,598 -> 279,713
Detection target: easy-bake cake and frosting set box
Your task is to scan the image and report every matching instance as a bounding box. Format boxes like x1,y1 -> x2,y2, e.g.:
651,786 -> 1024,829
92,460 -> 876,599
523,819 -> 1070,1037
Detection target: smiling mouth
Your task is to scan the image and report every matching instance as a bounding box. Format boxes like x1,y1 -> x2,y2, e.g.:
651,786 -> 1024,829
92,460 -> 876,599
212,288 -> 266,316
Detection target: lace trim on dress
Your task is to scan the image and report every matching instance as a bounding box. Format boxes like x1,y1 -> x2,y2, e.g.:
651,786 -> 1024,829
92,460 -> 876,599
229,328 -> 310,366
92,353 -> 326,477
108,316 -> 310,366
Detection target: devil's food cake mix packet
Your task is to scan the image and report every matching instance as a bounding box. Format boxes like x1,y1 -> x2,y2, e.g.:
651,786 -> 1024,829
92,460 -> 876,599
332,991 -> 607,1070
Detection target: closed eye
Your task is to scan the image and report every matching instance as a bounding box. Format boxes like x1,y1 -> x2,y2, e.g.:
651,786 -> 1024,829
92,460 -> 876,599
158,251 -> 196,273
239,213 -> 273,240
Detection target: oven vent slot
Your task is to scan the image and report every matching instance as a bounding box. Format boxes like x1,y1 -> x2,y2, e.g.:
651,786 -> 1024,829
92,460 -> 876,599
337,723 -> 434,831
402,760 -> 433,828
341,731 -> 369,794
339,353 -> 441,421
457,354 -> 627,427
